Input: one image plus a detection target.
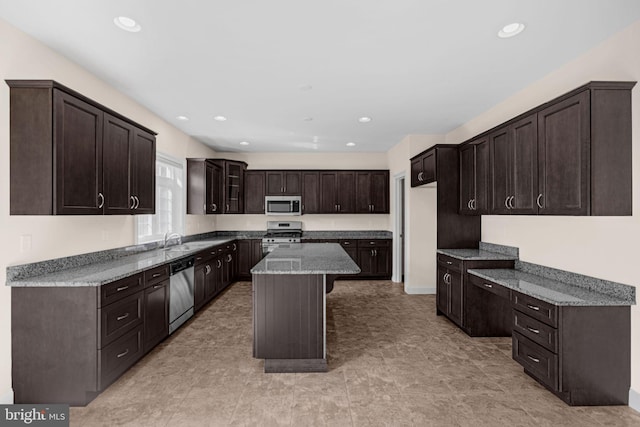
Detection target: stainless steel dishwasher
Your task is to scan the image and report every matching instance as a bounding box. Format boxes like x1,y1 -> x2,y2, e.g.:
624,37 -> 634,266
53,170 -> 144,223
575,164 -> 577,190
169,257 -> 195,334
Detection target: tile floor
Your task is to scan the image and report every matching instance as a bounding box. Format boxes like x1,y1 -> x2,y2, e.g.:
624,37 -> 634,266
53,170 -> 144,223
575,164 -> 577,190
70,280 -> 640,426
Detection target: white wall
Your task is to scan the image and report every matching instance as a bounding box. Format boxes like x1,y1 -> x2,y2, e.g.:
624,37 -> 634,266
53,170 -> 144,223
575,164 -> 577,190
387,135 -> 444,293
445,19 -> 640,401
0,18 -> 217,403
212,152 -> 391,232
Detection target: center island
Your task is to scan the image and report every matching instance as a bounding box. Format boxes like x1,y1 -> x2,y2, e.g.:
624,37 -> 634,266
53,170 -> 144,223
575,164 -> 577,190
250,243 -> 360,373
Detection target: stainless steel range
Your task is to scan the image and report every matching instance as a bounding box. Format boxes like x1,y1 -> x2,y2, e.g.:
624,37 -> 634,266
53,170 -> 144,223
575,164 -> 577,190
262,221 -> 302,256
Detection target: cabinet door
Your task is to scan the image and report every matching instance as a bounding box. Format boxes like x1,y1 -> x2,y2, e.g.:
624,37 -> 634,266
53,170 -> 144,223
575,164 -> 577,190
252,239 -> 264,267
459,144 -> 475,215
475,138 -> 489,214
302,172 -> 320,214
53,89 -> 104,214
373,246 -> 391,277
214,256 -> 224,293
206,162 -> 223,214
283,171 -> 302,195
421,151 -> 436,183
410,157 -> 422,187
204,262 -> 216,301
143,280 -> 169,353
225,162 -> 245,213
538,91 -> 590,215
194,264 -> 207,312
237,240 -> 252,279
103,114 -> 133,214
131,129 -> 156,214
357,247 -> 375,275
319,172 -> 338,213
355,172 -> 372,213
370,171 -> 389,213
436,266 -> 449,314
265,171 -> 283,195
244,171 -> 266,214
490,127 -> 511,214
336,171 -> 355,213
448,271 -> 463,326
510,114 -> 538,214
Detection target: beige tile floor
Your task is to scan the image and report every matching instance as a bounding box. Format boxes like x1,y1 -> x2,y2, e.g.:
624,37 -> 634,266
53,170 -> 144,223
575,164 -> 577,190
70,280 -> 640,426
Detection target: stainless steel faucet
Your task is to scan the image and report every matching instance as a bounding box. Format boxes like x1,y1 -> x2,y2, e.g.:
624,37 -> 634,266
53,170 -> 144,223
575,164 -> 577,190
164,232 -> 182,248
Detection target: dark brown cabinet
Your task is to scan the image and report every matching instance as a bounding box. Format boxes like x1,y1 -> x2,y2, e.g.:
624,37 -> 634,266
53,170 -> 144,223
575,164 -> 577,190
266,171 -> 301,195
489,114 -> 538,215
459,137 -> 489,215
215,160 -> 247,214
143,279 -> 169,353
244,171 -> 266,214
302,171 -> 321,214
355,171 -> 389,213
238,239 -> 264,280
187,159 -> 222,214
356,240 -> 391,278
7,80 -> 156,215
320,171 -> 355,213
436,253 -> 515,334
410,149 -> 436,187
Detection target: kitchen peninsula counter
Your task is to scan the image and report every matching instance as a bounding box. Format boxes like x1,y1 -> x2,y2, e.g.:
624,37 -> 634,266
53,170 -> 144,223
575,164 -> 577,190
251,243 -> 360,373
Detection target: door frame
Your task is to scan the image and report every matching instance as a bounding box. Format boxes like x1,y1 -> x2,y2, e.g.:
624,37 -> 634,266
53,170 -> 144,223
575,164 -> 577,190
392,172 -> 406,283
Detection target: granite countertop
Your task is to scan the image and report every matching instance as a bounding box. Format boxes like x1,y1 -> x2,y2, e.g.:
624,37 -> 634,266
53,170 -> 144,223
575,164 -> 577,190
301,230 -> 392,240
467,268 -> 635,306
7,238 -> 235,287
437,248 -> 518,261
251,243 -> 361,275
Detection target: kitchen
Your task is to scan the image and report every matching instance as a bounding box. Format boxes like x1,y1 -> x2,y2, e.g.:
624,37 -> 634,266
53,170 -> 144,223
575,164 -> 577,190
2,1 -> 640,425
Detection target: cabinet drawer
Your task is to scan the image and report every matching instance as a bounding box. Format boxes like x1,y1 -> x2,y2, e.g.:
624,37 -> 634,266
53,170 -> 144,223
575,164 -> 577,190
99,326 -> 143,390
468,274 -> 510,299
100,273 -> 144,307
512,332 -> 559,391
99,291 -> 144,348
194,249 -> 214,265
513,310 -> 558,353
338,239 -> 357,248
144,263 -> 169,287
436,254 -> 463,272
511,292 -> 557,327
359,239 -> 391,247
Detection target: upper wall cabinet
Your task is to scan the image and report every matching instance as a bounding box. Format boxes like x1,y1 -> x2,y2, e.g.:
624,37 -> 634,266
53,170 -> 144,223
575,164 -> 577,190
265,171 -> 301,196
459,136 -> 489,215
212,160 -> 247,214
355,171 -> 390,213
459,81 -> 636,216
186,159 -> 223,214
244,170 -> 266,214
410,149 -> 436,187
7,80 -> 157,215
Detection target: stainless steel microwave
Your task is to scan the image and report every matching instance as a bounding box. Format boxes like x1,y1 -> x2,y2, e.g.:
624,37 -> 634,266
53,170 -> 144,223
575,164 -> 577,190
265,196 -> 302,215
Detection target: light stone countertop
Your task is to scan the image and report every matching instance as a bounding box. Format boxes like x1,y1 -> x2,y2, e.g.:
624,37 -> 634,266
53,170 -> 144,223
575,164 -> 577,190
251,243 -> 361,275
468,268 -> 635,306
437,248 -> 518,261
7,238 -> 235,287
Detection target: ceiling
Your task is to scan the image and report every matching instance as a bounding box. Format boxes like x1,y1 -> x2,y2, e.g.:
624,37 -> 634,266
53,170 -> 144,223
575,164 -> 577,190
2,1 -> 640,153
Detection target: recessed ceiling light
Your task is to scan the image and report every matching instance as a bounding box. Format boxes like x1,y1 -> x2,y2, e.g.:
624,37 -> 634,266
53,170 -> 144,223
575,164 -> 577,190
239,141 -> 250,146
176,115 -> 189,121
113,16 -> 141,33
346,142 -> 356,147
358,116 -> 372,123
213,115 -> 227,121
303,117 -> 313,122
498,22 -> 525,38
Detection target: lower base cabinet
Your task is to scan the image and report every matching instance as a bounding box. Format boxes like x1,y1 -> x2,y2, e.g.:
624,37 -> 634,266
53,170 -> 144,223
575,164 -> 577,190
237,239 -> 264,280
143,279 -> 169,353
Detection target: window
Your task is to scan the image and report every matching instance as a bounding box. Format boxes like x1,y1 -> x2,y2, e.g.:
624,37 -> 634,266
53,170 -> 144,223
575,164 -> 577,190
136,153 -> 184,244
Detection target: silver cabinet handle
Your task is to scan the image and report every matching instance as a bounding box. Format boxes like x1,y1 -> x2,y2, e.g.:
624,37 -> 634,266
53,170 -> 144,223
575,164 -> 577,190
536,193 -> 544,209
117,349 -> 130,359
471,199 -> 476,210
217,259 -> 222,268
227,254 -> 232,262
343,241 -> 350,245
374,249 -> 377,256
526,304 -> 540,311
338,204 -> 341,211
527,355 -> 540,363
116,313 -> 130,321
134,196 -> 140,209
226,204 -> 230,212
509,196 -> 515,209
371,249 -> 374,257
212,203 -> 217,212
205,265 -> 211,274
233,243 -> 237,251
335,204 -> 338,211
130,196 -> 136,209
526,326 -> 540,334
152,273 -> 162,278
98,192 -> 104,208
467,200 -> 472,210
418,171 -> 424,182
116,285 -> 129,292
504,196 -> 510,209
153,284 -> 163,289
446,261 -> 452,265
484,283 -> 493,288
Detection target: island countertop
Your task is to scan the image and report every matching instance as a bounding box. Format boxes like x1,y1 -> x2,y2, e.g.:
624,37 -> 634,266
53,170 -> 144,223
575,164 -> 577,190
251,243 -> 361,275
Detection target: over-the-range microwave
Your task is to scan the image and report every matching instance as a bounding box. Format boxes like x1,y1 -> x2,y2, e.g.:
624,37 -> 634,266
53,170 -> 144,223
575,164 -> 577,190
265,195 -> 302,215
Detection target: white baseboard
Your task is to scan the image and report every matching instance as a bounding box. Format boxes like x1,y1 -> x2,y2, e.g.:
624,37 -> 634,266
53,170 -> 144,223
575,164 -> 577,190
0,387 -> 14,404
630,387 -> 640,413
404,285 -> 436,295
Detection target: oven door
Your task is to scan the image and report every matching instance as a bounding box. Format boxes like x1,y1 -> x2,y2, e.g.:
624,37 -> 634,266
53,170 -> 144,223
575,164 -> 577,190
265,196 -> 301,215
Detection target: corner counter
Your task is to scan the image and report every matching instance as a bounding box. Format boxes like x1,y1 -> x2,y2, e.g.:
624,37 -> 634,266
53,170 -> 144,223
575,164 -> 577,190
250,243 -> 360,373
